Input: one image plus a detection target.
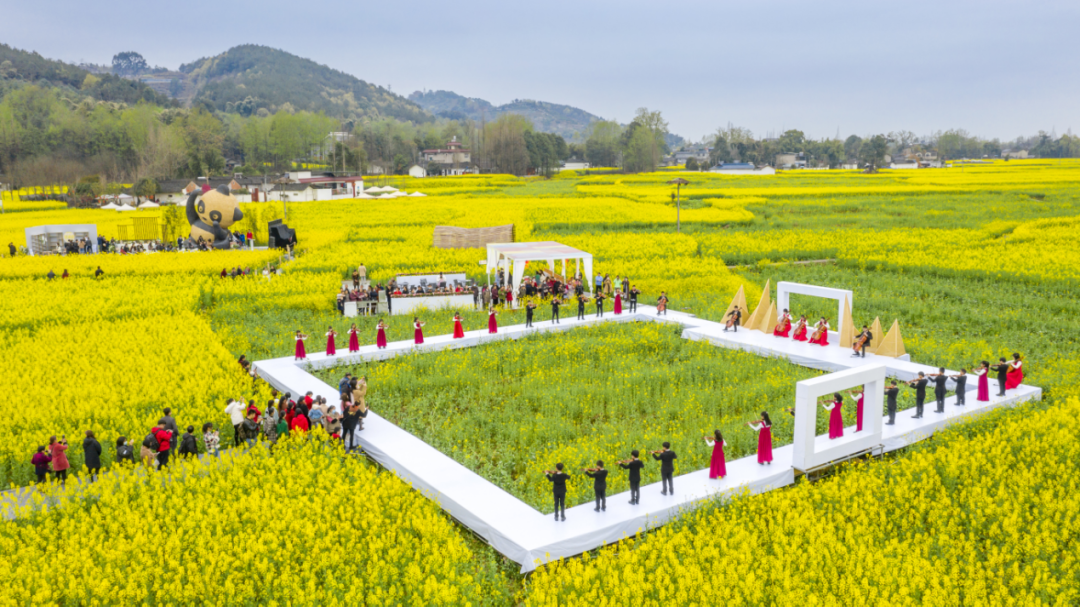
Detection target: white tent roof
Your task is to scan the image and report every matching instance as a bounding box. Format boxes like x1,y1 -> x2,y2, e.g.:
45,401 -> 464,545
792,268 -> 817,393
486,241 -> 594,292
381,186 -> 399,192
137,201 -> 160,208
116,193 -> 134,200
116,204 -> 137,211
408,191 -> 426,197
100,203 -> 122,210
364,186 -> 383,193
355,193 -> 376,199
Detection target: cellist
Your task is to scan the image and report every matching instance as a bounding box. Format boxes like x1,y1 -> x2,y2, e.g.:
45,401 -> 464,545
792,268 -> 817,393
773,308 -> 792,337
851,325 -> 872,358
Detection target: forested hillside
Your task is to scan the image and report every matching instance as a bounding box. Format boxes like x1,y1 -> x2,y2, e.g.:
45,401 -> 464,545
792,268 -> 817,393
409,89 -> 602,140
182,45 -> 431,124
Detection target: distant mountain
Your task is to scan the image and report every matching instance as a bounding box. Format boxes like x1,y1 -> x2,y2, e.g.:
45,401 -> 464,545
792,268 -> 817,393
409,90 -> 604,141
180,45 -> 431,123
0,44 -> 176,106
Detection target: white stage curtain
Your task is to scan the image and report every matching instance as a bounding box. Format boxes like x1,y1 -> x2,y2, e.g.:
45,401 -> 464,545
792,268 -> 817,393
583,257 -> 593,292
512,260 -> 527,295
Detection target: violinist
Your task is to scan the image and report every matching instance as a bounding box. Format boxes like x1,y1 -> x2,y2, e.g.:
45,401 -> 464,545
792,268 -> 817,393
884,380 -> 900,425
926,367 -> 949,413
650,442 -> 677,495
583,461 -> 608,511
906,372 -> 928,418
851,325 -> 872,358
617,450 -> 645,505
949,368 -> 967,406
544,463 -> 571,522
723,306 -> 742,333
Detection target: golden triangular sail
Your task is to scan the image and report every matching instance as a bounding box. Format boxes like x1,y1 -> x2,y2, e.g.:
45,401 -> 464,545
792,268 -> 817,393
868,317 -> 884,354
743,279 -> 771,331
876,320 -> 907,358
723,286 -> 748,326
838,295 -> 856,347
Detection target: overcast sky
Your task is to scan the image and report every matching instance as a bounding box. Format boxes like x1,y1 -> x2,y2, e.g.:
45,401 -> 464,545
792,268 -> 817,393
4,0 -> 1077,141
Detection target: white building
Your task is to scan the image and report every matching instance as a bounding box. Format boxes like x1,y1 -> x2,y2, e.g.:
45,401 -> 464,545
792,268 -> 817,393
407,164 -> 427,178
422,137 -> 472,176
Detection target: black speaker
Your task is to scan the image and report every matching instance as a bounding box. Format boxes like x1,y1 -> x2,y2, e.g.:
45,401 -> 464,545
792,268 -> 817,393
267,219 -> 296,249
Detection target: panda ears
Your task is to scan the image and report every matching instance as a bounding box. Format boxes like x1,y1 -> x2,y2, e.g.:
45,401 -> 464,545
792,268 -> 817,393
215,184 -> 230,196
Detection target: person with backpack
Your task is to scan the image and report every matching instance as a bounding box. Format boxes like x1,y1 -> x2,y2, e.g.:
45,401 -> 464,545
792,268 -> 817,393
153,422 -> 173,469
178,426 -> 198,459
239,410 -> 261,447
140,430 -> 159,468
115,437 -> 135,464
262,402 -> 280,445
31,446 -> 51,484
161,408 -> 180,455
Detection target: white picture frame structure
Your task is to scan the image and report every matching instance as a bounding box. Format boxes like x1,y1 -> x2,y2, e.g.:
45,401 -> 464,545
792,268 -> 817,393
776,281 -> 854,336
792,364 -> 886,471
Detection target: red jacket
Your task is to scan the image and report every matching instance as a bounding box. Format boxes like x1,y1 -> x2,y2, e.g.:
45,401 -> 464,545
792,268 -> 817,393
154,428 -> 172,452
289,415 -> 310,433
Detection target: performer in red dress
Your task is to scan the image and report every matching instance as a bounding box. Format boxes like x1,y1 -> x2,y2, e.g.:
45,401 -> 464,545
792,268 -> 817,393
704,430 -> 727,479
487,307 -> 498,334
413,318 -> 425,345
452,313 -> 465,339
808,317 -> 830,346
348,323 -> 360,352
1005,353 -> 1024,389
505,289 -> 513,309
294,330 -> 307,360
613,291 -> 623,315
325,327 -> 337,356
773,309 -> 792,337
376,319 -> 388,349
824,393 -> 844,439
974,360 -> 990,402
849,388 -> 865,432
747,412 -> 773,465
791,315 -> 809,342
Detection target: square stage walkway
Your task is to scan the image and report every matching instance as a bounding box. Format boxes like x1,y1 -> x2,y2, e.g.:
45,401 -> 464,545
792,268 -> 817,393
254,306 -> 1040,572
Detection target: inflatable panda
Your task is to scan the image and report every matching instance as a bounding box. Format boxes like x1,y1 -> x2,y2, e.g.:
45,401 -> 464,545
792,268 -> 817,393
186,185 -> 243,249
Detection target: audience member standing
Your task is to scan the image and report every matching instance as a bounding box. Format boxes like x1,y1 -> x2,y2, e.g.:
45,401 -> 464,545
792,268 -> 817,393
178,427 -> 198,459
225,399 -> 245,447
83,431 -> 103,482
116,437 -> 135,464
202,423 -> 221,456
31,446 -> 51,484
49,436 -> 70,487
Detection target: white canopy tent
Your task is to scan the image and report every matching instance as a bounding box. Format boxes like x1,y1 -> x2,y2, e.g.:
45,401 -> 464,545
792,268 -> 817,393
486,241 -> 594,292
137,200 -> 160,209
100,203 -> 122,210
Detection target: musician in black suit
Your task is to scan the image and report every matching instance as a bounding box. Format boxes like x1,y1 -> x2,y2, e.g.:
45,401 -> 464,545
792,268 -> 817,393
851,326 -> 872,358
525,301 -> 536,328
927,367 -> 949,413
545,463 -> 571,522
950,369 -> 967,405
651,442 -> 677,495
885,380 -> 899,425
723,306 -> 741,332
908,372 -> 928,418
577,294 -> 587,320
990,357 -> 1009,396
584,461 -> 608,511
619,450 -> 645,505
551,298 -> 561,324
629,287 -> 639,313
595,292 -> 605,318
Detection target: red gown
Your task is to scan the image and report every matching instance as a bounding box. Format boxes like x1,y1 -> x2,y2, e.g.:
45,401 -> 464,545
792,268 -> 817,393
506,291 -> 513,307
1005,361 -> 1024,390
792,322 -> 808,342
488,312 -> 498,334
828,401 -> 844,439
709,440 -> 727,479
976,369 -> 990,402
757,425 -> 773,464
294,337 -> 306,360
348,329 -> 360,352
376,326 -> 387,349
855,394 -> 864,432
453,318 -> 465,339
773,316 -> 791,337
414,323 -> 424,345
326,333 -> 336,356
614,292 -> 622,315
809,325 -> 830,346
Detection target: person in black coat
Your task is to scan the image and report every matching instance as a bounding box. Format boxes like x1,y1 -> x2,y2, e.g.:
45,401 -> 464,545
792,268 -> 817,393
618,450 -> 645,505
584,460 -> 608,511
525,301 -> 536,328
990,357 -> 1009,396
577,294 -> 587,320
178,426 -> 199,459
950,369 -> 968,406
651,442 -> 678,495
928,367 -> 949,413
551,298 -> 561,324
629,287 -> 639,313
115,436 -> 135,464
83,430 -> 103,482
595,292 -> 605,317
907,372 -> 928,418
884,381 -> 899,425
545,463 -> 571,521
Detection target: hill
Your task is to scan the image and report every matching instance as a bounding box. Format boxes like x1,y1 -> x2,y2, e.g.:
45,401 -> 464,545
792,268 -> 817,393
408,89 -> 604,140
0,44 -> 176,106
181,45 -> 431,123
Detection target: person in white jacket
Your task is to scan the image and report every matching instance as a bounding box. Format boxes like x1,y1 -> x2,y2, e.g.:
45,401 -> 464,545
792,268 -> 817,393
224,398 -> 246,447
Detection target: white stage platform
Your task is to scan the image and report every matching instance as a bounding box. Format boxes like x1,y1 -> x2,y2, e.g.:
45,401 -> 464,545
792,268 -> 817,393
254,305 -> 1041,572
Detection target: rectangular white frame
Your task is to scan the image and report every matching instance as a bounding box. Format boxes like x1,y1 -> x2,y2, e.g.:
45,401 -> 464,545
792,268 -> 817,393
254,287 -> 1041,572
792,364 -> 886,470
777,281 -> 853,334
